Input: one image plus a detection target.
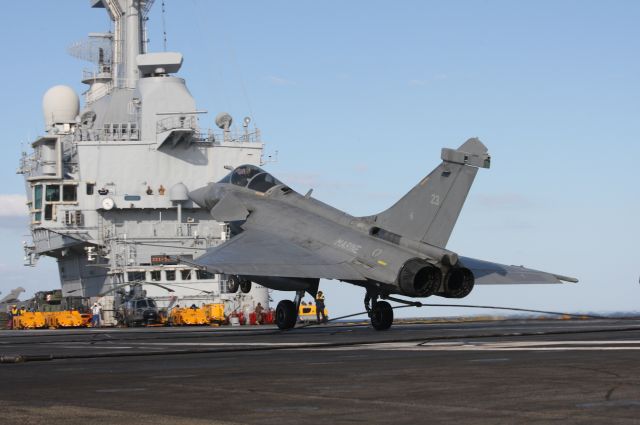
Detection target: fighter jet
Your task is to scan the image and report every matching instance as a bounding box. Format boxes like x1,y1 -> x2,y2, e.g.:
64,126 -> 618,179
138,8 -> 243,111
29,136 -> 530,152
0,287 -> 26,305
189,138 -> 577,330
0,287 -> 26,312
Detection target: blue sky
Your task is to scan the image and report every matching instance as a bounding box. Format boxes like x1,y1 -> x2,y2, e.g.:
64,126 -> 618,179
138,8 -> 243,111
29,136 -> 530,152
1,1 -> 638,318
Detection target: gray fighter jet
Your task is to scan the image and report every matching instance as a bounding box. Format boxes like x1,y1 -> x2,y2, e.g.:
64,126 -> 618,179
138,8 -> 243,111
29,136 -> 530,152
0,287 -> 26,306
189,138 -> 577,330
0,287 -> 27,318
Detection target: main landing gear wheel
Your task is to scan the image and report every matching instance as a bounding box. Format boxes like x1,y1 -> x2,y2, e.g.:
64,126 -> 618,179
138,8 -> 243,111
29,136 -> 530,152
370,301 -> 393,331
276,300 -> 297,330
240,279 -> 252,294
227,275 -> 240,293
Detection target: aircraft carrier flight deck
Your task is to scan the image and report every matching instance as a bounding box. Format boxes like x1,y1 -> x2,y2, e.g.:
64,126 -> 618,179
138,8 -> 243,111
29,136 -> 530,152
1,318 -> 640,424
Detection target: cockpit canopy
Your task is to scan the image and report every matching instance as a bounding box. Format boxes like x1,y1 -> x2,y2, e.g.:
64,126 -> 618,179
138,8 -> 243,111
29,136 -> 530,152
218,164 -> 284,193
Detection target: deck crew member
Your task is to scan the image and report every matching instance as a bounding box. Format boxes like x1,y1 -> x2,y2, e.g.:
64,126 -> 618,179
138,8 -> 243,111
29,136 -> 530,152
91,302 -> 102,327
255,302 -> 265,325
8,305 -> 19,330
315,291 -> 327,324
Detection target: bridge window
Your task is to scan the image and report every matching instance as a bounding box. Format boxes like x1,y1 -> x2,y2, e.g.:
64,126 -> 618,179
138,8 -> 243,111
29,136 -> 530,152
150,271 -> 161,281
45,185 -> 60,202
127,271 -> 145,282
63,184 -> 77,202
33,185 -> 43,222
34,185 -> 42,209
44,204 -> 54,221
166,270 -> 176,281
181,269 -> 192,281
196,269 -> 215,280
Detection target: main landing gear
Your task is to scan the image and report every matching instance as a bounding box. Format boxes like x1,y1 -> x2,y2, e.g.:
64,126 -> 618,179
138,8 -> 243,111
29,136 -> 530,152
275,290 -> 305,330
227,275 -> 252,293
365,291 -> 393,331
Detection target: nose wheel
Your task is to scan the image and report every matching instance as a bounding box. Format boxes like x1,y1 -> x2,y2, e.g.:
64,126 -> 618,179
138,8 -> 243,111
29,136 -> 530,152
365,291 -> 393,331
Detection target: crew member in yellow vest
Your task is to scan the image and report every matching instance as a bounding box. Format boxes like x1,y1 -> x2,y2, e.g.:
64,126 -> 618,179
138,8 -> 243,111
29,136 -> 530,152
315,291 -> 327,324
9,305 -> 19,330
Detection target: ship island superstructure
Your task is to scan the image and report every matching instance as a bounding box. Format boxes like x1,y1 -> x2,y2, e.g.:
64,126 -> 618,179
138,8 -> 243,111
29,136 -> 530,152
17,0 -> 270,323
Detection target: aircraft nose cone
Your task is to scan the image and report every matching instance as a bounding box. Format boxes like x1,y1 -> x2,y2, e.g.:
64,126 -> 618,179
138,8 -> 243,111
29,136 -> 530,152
188,186 -> 212,209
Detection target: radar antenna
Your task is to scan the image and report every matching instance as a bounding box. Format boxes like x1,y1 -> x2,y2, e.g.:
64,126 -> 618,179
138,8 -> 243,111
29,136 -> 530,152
67,34 -> 113,65
90,0 -> 156,89
215,112 -> 233,142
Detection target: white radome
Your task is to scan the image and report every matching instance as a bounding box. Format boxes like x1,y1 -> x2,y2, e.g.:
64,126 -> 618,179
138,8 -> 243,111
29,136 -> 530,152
42,85 -> 80,127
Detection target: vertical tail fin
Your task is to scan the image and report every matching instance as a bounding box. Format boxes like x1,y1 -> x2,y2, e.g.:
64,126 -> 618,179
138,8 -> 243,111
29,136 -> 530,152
368,138 -> 490,248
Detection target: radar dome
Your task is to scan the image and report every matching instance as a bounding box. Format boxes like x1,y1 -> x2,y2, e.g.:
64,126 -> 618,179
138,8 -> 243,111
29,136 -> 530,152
42,85 -> 80,127
169,182 -> 189,202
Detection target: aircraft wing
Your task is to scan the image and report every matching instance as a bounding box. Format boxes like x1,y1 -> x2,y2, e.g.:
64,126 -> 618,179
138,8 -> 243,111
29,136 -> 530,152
459,256 -> 578,285
193,229 -> 365,280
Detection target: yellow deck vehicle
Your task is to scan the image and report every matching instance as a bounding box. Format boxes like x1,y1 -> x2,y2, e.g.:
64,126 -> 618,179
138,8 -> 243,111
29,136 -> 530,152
169,307 -> 208,326
43,311 -> 86,328
202,303 -> 225,324
80,313 -> 92,327
298,304 -> 328,323
12,312 -> 47,329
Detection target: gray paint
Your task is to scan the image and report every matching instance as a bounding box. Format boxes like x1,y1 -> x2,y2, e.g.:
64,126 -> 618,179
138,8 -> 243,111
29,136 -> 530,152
0,288 -> 25,305
371,138 -> 489,248
18,0 -> 270,317
191,140 -> 577,299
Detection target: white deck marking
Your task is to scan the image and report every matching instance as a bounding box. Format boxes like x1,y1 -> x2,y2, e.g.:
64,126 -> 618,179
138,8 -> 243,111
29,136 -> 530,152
57,345 -> 134,349
317,340 -> 640,352
127,342 -> 321,347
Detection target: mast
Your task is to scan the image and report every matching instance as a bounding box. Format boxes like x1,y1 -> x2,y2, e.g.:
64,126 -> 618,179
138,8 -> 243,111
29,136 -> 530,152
92,0 -> 153,89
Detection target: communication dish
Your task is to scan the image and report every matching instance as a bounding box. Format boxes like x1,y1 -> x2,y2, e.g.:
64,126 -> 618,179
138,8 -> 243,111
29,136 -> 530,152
215,112 -> 233,130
